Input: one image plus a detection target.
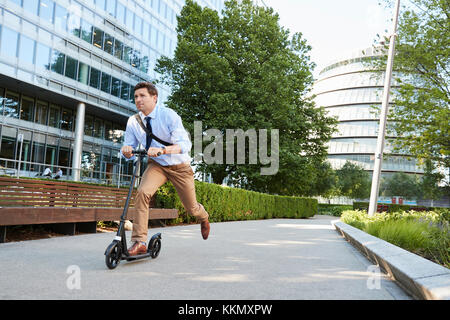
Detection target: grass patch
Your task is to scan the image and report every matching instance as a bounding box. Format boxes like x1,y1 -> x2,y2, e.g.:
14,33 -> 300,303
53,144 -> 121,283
341,209 -> 450,268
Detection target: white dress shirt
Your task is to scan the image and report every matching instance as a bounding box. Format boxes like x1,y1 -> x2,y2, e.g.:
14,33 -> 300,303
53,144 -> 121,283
122,105 -> 192,166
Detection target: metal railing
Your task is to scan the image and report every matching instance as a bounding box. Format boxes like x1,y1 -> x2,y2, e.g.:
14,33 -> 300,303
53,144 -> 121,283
0,157 -> 133,187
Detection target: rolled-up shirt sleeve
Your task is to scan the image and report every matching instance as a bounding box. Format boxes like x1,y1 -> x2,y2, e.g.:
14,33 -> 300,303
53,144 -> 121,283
168,112 -> 192,154
120,117 -> 139,160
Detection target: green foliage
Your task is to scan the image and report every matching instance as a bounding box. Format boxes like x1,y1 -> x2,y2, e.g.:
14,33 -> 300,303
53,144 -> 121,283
380,172 -> 421,199
419,159 -> 445,200
371,0 -> 450,169
335,161 -> 371,199
154,180 -> 317,224
318,204 -> 353,217
341,209 -> 450,268
156,0 -> 337,196
353,201 -> 449,213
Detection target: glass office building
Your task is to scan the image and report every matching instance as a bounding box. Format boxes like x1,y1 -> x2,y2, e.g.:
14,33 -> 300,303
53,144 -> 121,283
0,0 -> 224,182
312,46 -> 423,176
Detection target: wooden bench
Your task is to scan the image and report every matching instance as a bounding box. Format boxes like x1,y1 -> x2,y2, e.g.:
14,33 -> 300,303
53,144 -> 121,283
0,177 -> 178,243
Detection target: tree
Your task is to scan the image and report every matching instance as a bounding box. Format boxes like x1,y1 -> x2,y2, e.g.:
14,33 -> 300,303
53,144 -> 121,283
371,0 -> 449,170
156,0 -> 336,196
419,159 -> 444,200
380,172 -> 421,199
335,161 -> 371,199
306,161 -> 338,198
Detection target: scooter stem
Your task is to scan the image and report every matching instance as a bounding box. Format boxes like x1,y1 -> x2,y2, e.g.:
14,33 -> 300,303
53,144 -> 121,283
119,152 -> 143,222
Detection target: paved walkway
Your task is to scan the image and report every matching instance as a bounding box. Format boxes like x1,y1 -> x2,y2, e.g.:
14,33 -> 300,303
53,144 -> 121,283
0,215 -> 412,299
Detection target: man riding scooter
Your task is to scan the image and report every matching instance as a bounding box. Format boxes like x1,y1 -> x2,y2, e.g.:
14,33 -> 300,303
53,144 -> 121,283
121,81 -> 211,256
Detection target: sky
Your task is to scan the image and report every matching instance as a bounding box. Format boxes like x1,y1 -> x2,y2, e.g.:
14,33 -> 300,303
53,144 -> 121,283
260,0 -> 395,78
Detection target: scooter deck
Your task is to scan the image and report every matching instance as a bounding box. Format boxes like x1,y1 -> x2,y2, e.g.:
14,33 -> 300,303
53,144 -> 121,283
123,252 -> 152,261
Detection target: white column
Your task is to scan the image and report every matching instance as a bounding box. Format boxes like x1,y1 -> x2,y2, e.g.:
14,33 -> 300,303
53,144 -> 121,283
72,102 -> 85,181
368,0 -> 401,216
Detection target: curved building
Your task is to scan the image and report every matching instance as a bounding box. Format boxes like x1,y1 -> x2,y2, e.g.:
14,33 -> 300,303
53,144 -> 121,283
0,0 -> 224,182
312,46 -> 423,176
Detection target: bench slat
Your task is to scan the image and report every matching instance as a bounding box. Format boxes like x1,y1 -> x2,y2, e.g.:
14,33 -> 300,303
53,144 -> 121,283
0,207 -> 178,225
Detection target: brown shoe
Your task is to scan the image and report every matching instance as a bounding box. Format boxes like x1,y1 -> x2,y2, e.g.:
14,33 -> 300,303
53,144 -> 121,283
128,241 -> 147,256
201,220 -> 210,240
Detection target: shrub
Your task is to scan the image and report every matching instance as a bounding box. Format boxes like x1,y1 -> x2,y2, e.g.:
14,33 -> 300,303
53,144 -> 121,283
318,204 -> 353,217
154,180 -> 317,224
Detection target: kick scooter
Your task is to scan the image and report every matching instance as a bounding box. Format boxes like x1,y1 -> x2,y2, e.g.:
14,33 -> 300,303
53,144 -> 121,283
105,149 -> 162,269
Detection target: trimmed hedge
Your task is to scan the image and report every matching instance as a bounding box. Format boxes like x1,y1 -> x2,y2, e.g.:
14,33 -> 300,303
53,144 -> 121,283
154,180 -> 317,224
353,201 -> 448,213
318,204 -> 353,217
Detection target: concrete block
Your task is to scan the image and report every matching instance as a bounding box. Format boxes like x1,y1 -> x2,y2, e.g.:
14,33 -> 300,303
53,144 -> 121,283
332,220 -> 450,300
414,273 -> 450,300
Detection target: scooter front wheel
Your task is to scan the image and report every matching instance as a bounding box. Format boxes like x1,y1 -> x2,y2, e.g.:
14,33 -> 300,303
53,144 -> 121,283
148,235 -> 162,259
105,241 -> 122,269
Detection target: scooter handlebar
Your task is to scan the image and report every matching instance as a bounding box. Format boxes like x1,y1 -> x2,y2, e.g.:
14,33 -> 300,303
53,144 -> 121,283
131,149 -> 162,157
131,149 -> 148,156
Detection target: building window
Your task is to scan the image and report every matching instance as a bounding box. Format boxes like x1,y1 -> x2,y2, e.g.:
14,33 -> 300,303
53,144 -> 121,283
104,120 -> 112,141
130,49 -> 140,68
111,77 -> 121,97
125,8 -> 133,31
123,46 -> 132,64
134,15 -> 142,34
121,82 -> 130,101
18,34 -> 35,64
35,42 -> 50,70
32,141 -> 45,172
45,145 -> 57,166
39,0 -> 55,24
19,136 -> 31,171
93,118 -> 104,139
78,62 -> 90,85
101,73 -> 111,93
95,0 -> 106,11
20,96 -> 35,122
4,92 -> 20,118
60,108 -> 73,131
35,101 -> 48,125
103,33 -> 114,55
143,22 -> 150,41
58,146 -> 70,168
0,136 -> 15,166
69,13 -> 81,37
54,4 -> 68,31
50,49 -> 65,75
1,27 -> 18,58
80,19 -> 93,44
85,114 -> 94,136
114,39 -> 123,60
23,0 -> 39,15
93,27 -> 104,49
65,56 -> 78,80
89,67 -> 101,89
106,0 -> 116,16
48,104 -> 60,128
116,2 -> 125,24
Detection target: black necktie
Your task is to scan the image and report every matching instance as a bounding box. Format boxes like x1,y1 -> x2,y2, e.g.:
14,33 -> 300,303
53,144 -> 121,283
145,116 -> 153,150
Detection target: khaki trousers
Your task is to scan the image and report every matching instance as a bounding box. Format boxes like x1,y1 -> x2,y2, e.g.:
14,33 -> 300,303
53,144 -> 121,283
132,160 -> 209,242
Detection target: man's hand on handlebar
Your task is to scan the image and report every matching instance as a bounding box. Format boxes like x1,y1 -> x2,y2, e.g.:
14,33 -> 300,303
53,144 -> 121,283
147,147 -> 165,157
121,146 -> 133,159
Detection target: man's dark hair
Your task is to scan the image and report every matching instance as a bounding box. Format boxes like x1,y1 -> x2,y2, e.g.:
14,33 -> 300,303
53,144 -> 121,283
134,82 -> 158,96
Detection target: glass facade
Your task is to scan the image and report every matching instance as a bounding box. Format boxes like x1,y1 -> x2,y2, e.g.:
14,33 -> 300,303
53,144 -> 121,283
312,46 -> 423,175
0,0 -> 225,182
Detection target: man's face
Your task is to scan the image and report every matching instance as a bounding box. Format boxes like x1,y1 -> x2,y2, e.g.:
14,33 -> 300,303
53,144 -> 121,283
134,88 -> 157,115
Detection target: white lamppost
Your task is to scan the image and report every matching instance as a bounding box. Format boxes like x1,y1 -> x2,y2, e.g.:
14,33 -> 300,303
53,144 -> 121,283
368,0 -> 401,216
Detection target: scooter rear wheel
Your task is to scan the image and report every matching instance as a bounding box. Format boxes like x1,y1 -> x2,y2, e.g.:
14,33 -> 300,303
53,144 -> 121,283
105,241 -> 122,269
149,239 -> 161,258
